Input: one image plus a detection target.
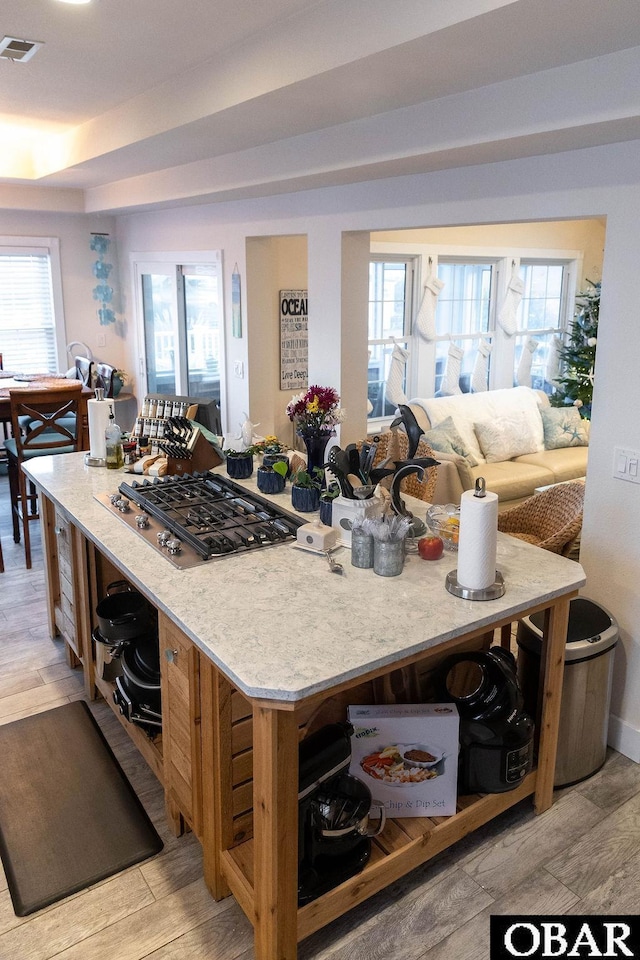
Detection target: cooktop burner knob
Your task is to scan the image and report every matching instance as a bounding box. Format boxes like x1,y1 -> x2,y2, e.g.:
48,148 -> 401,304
110,493 -> 121,504
157,530 -> 172,546
135,513 -> 150,529
166,537 -> 182,555
116,498 -> 130,513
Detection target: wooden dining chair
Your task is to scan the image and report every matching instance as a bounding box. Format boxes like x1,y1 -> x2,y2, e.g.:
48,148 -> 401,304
74,356 -> 94,387
5,383 -> 83,569
94,362 -> 116,397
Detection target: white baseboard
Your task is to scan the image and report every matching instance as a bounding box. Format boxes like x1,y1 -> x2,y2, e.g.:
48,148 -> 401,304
608,713 -> 640,763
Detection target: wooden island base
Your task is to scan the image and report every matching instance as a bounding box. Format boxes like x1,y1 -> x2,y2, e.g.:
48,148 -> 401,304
36,482 -> 574,960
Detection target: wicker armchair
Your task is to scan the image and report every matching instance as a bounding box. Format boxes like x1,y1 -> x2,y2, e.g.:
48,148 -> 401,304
497,480 -> 585,556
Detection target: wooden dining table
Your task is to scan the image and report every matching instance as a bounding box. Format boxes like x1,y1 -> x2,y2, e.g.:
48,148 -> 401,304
0,373 -> 93,451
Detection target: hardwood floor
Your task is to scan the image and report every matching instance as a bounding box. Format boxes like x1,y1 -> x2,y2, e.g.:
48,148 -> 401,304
0,471 -> 638,960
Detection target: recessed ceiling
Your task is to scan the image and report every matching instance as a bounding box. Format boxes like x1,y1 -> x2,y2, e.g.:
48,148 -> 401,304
1,0 -> 640,213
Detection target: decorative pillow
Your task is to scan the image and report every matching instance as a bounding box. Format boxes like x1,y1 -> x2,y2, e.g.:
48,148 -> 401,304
474,413 -> 539,463
423,416 -> 478,466
541,407 -> 590,449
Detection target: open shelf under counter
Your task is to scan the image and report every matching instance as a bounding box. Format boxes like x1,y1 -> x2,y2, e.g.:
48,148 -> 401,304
221,772 -> 537,941
93,673 -> 164,785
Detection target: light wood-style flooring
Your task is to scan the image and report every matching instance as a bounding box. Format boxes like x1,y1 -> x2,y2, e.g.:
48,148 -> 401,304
0,471 -> 639,960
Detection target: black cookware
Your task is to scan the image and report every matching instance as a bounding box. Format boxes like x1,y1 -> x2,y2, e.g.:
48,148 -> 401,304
96,580 -> 150,641
113,642 -> 162,733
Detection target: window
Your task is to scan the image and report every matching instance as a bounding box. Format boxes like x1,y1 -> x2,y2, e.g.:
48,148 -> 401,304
134,253 -> 223,415
367,256 -> 416,419
0,238 -> 65,372
435,260 -> 495,394
514,262 -> 568,391
369,244 -> 579,415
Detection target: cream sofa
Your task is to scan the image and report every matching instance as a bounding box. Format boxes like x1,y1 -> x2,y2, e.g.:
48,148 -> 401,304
408,387 -> 589,506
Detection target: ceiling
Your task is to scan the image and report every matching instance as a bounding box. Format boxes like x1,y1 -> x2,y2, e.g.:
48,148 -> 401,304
2,0 -> 640,214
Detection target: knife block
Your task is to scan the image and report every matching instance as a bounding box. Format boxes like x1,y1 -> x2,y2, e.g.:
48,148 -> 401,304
166,430 -> 223,476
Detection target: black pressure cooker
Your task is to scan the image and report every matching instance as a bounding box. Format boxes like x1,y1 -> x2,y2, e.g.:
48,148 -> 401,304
434,647 -> 534,793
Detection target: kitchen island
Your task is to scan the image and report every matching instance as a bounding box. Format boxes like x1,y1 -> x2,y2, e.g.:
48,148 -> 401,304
24,452 -> 585,960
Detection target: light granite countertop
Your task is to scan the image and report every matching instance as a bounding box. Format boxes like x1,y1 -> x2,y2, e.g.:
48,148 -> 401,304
24,453 -> 586,704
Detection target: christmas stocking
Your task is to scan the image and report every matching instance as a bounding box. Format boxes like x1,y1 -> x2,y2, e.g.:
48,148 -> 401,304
367,350 -> 373,414
442,343 -> 464,395
385,342 -> 410,406
498,265 -> 524,336
471,338 -> 492,392
516,337 -> 539,387
545,334 -> 563,387
415,273 -> 444,341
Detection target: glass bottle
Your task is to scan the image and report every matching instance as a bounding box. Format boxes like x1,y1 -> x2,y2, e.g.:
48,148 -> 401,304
105,405 -> 124,469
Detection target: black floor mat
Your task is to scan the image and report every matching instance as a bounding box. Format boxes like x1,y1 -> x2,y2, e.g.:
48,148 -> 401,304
0,700 -> 163,916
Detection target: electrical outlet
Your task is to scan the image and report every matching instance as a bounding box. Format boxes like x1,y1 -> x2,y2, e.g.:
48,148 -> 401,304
97,333 -> 106,348
613,446 -> 640,484
234,361 -> 244,379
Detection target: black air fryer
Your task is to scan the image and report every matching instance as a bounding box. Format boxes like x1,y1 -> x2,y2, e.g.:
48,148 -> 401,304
434,647 -> 534,793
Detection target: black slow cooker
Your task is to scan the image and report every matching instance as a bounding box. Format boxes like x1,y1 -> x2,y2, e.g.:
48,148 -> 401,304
434,647 -> 534,794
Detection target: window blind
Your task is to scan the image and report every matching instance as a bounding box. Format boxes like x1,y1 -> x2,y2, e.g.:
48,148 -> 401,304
0,251 -> 58,373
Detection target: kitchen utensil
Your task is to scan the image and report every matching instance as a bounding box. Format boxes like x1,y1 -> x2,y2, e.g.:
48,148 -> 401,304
325,551 -> 344,575
352,484 -> 376,500
96,580 -> 150,641
325,447 -> 354,499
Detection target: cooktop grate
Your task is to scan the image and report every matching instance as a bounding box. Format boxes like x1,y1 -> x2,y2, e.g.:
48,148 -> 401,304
99,472 -> 304,566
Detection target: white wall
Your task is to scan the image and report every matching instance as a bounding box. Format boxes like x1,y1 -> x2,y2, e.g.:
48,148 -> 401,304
115,138 -> 640,760
0,209 -> 126,374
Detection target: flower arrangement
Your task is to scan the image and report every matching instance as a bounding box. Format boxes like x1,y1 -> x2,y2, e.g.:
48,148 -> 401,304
252,434 -> 287,454
286,385 -> 344,437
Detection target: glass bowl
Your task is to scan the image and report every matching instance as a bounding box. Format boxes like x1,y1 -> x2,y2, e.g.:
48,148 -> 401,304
426,503 -> 460,551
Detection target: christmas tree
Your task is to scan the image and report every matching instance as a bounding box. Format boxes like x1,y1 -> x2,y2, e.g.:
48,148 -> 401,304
550,279 -> 600,419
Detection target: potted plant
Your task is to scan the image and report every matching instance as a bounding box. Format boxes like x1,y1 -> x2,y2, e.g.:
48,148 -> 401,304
257,458 -> 288,494
225,448 -> 254,479
112,369 -> 128,397
319,481 -> 340,526
253,435 -> 290,475
290,465 -> 324,512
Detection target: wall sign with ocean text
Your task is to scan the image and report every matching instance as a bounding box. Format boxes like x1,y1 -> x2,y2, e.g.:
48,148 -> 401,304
280,289 -> 308,390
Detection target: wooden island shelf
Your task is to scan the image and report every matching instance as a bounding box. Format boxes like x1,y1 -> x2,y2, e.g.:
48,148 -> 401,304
26,453 -> 583,960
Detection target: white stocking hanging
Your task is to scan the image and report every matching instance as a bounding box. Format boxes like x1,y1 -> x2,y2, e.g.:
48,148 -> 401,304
442,343 -> 464,395
498,264 -> 524,337
516,337 -> 539,387
385,342 -> 410,406
415,271 -> 444,341
471,338 -> 492,393
545,334 -> 563,388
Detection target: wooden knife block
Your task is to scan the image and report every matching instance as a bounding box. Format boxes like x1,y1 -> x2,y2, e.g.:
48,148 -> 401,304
166,430 -> 223,476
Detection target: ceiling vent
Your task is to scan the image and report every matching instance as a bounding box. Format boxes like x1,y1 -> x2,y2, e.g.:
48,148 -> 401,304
0,36 -> 44,62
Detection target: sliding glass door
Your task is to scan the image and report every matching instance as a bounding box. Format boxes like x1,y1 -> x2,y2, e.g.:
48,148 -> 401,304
135,252 -> 223,412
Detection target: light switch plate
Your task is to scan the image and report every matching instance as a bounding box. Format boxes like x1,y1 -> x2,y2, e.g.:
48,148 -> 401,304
613,446 -> 640,484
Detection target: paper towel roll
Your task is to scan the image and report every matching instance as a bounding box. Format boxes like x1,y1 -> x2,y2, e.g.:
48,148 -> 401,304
456,483 -> 499,590
88,398 -> 110,460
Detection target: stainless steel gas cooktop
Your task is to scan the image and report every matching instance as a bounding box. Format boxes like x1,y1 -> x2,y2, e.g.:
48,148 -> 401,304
97,472 -> 304,569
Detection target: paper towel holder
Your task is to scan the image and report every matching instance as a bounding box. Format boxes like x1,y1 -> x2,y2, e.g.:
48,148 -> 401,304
445,569 -> 505,600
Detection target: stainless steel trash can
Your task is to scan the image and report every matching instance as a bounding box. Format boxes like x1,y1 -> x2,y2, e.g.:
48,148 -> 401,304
516,597 -> 618,788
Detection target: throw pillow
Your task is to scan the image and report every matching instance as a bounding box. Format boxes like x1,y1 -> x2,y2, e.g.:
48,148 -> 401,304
423,415 -> 478,466
541,407 -> 590,449
474,413 -> 539,463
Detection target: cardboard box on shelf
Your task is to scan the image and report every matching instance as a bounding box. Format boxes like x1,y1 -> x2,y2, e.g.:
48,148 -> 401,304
347,703 -> 459,817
